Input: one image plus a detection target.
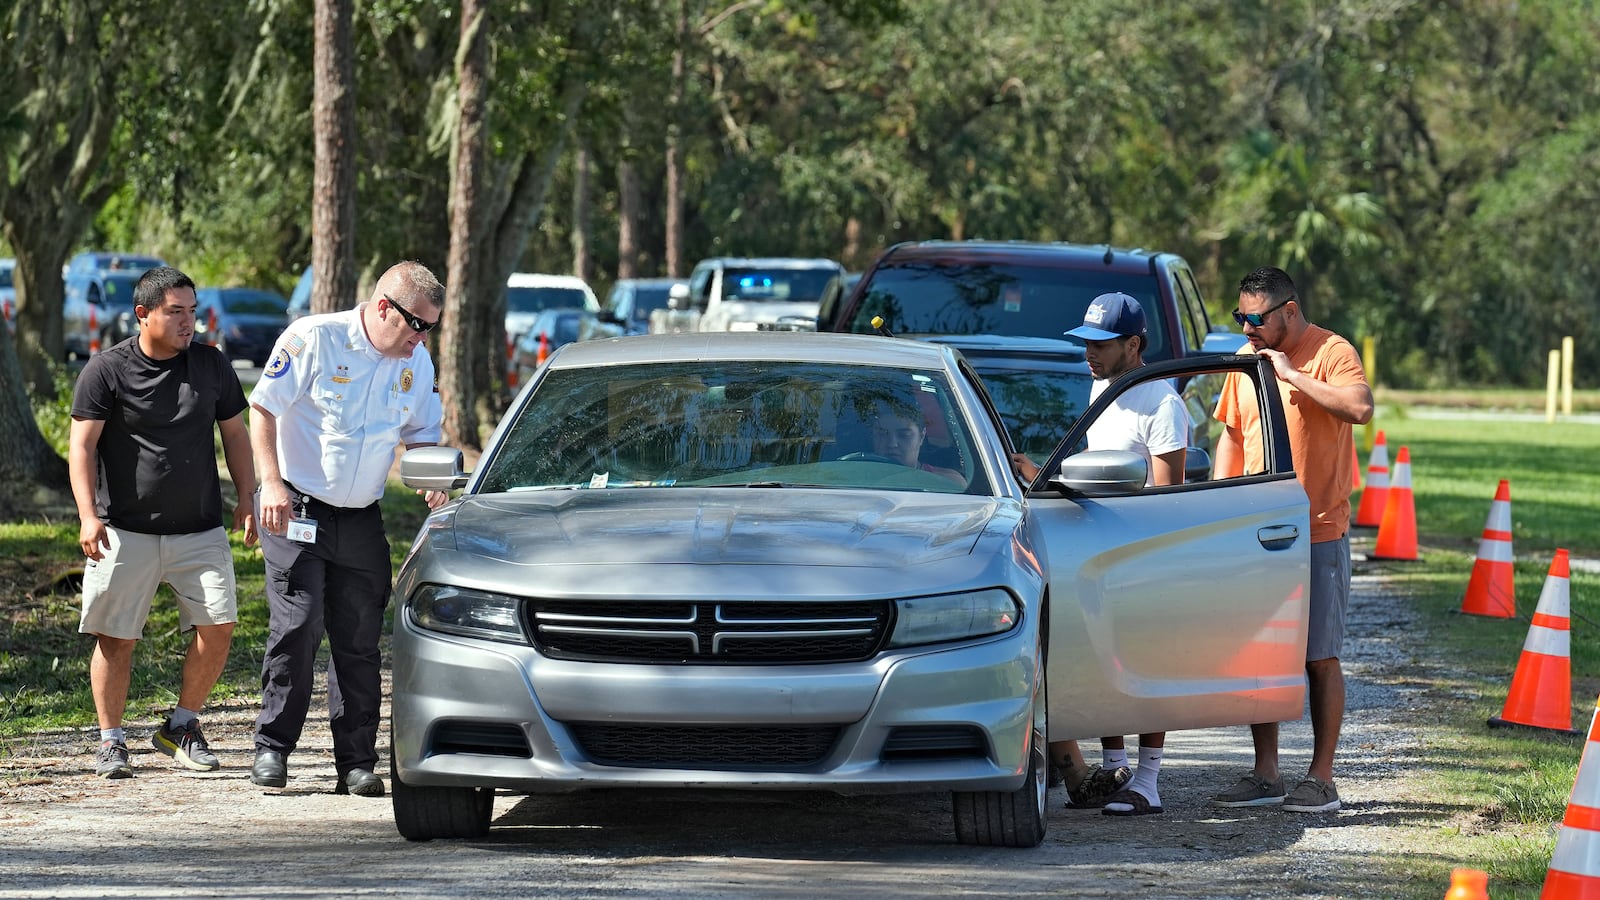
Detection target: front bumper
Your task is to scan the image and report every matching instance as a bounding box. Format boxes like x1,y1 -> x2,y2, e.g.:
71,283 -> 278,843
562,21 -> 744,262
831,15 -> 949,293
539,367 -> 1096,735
391,615 -> 1038,795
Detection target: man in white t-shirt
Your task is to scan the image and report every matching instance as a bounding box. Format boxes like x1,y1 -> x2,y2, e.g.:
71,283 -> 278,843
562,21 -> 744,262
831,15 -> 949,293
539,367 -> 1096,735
1011,292 -> 1189,816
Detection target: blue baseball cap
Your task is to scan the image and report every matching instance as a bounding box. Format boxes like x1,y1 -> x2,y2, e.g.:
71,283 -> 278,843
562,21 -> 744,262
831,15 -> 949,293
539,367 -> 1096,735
1067,292 -> 1146,341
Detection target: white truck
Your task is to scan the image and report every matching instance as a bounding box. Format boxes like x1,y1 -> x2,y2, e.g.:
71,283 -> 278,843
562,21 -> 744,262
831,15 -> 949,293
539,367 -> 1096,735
650,257 -> 845,334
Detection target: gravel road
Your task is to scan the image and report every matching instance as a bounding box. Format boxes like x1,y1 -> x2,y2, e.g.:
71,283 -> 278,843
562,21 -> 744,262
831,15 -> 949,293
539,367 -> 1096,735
0,538 -> 1455,899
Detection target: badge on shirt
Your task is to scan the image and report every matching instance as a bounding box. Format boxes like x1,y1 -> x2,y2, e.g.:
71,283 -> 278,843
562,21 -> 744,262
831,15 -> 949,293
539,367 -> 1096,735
400,368 -> 414,392
265,349 -> 290,378
332,363 -> 351,384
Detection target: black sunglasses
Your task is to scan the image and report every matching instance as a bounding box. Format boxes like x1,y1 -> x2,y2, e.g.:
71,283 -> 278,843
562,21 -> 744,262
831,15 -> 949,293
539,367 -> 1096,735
384,294 -> 438,333
1232,297 -> 1292,328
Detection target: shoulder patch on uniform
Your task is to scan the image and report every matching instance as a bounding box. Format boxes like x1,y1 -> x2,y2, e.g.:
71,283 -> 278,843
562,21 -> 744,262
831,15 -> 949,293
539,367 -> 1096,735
284,334 -> 307,356
264,349 -> 291,378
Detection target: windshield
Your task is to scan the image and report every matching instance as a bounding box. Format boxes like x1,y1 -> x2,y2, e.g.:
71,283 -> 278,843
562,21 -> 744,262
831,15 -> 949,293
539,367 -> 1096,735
723,268 -> 837,304
845,262 -> 1168,359
477,360 -> 985,495
220,290 -> 288,315
628,284 -> 674,319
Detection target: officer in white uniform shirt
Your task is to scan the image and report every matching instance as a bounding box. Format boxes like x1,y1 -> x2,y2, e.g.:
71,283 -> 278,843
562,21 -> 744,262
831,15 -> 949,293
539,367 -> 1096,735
247,260 -> 449,798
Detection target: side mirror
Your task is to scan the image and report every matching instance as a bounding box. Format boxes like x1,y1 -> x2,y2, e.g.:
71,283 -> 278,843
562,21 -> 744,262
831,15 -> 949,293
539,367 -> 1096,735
1183,447 -> 1213,484
400,446 -> 470,492
1051,450 -> 1147,496
667,282 -> 690,310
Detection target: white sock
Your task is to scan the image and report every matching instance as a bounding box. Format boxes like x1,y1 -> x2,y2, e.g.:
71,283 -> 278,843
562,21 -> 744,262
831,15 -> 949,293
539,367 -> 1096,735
100,727 -> 125,744
168,707 -> 199,729
1129,748 -> 1163,804
1102,748 -> 1129,771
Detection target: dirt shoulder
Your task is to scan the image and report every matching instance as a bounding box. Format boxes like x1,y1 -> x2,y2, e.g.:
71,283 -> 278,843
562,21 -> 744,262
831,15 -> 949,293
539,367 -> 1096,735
0,536 -> 1462,899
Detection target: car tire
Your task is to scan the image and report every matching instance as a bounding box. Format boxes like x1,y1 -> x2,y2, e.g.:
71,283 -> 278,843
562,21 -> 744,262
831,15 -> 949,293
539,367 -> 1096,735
390,756 -> 494,841
951,650 -> 1047,847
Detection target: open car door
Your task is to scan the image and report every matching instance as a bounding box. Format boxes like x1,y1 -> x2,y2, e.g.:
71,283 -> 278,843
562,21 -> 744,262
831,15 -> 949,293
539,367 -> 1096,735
1032,355 -> 1311,741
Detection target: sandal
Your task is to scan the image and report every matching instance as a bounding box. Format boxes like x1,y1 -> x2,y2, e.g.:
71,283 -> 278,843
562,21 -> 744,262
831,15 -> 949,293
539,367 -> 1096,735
1101,787 -> 1163,816
1065,764 -> 1131,809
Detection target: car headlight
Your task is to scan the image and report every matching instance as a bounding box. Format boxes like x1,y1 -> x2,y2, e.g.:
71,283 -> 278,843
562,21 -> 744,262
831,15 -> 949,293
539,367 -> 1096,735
408,584 -> 528,644
886,589 -> 1020,649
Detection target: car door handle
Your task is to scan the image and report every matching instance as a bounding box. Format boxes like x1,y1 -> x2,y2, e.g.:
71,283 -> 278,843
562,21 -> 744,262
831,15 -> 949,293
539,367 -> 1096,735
1257,524 -> 1300,551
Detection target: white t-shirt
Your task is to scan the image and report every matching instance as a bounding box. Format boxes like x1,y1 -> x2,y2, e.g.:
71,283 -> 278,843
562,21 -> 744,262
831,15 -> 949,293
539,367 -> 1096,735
1085,378 -> 1190,487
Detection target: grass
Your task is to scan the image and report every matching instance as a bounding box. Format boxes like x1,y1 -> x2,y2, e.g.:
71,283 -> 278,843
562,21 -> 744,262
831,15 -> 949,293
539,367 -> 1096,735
1356,402 -> 1599,898
0,484 -> 434,737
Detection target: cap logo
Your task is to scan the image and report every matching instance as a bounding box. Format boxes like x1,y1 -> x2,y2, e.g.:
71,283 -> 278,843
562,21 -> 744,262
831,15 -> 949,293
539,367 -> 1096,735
1084,301 -> 1110,325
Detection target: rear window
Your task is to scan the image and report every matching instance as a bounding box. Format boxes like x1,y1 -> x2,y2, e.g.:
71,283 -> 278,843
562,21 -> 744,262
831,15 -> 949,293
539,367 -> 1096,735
845,262 -> 1168,360
508,286 -> 595,314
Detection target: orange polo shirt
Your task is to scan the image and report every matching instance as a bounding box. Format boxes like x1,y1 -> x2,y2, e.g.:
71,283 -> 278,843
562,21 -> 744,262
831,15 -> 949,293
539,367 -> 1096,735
1214,324 -> 1368,544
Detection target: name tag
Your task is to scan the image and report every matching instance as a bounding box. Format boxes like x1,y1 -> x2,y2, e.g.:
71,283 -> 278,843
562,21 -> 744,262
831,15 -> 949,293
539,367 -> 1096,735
287,518 -> 319,544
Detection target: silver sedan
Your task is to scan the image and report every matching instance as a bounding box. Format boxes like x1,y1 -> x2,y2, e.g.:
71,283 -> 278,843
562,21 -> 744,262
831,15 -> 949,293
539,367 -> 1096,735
389,332 -> 1309,847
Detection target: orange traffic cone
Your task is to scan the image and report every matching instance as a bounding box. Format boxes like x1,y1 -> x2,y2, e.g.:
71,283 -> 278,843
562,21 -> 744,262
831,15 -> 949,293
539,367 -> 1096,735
88,305 -> 101,354
1445,868 -> 1488,899
1461,480 -> 1515,618
1354,430 -> 1389,527
536,331 -> 550,366
1371,445 -> 1418,561
1543,694 -> 1600,896
206,306 -> 219,346
505,332 -> 518,389
1489,550 -> 1582,736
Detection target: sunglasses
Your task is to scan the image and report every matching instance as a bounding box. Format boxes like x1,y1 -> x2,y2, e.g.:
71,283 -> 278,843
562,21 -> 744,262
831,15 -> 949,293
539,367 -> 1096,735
1232,297 -> 1291,327
384,294 -> 438,333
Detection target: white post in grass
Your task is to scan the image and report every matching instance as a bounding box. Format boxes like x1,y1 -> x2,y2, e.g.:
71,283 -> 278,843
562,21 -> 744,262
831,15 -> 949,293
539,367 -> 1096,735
1547,349 -> 1562,424
1562,336 -> 1575,417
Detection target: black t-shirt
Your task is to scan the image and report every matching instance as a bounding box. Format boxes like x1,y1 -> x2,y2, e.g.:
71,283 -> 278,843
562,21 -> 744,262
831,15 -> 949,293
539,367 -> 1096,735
70,337 -> 249,534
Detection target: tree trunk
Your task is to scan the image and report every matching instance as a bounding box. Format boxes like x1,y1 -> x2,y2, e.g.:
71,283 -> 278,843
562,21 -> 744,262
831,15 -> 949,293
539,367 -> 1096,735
312,0 -> 358,314
571,139 -> 592,281
664,0 -> 689,277
440,0 -> 491,450
0,325 -> 70,518
616,151 -> 642,280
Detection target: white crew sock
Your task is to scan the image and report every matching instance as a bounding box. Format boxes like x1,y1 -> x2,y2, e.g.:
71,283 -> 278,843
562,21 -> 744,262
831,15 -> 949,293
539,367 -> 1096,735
100,727 -> 126,744
168,706 -> 199,729
1123,747 -> 1163,807
1102,747 -> 1129,771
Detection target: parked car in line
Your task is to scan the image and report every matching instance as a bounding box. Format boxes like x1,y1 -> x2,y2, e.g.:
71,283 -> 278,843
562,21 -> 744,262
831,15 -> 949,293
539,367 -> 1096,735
581,277 -> 686,341
652,257 -> 844,334
505,273 -> 600,345
822,241 -> 1245,360
62,252 -> 166,358
510,307 -> 592,383
0,258 -> 15,335
195,287 -> 291,366
287,265 -> 312,321
387,331 -> 1310,846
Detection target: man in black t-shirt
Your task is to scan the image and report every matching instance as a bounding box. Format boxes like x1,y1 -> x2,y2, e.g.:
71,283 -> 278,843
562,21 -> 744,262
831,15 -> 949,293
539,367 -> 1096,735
68,266 -> 258,780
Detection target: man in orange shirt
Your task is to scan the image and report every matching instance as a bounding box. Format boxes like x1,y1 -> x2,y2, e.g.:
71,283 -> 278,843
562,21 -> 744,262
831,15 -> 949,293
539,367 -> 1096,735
1209,266 -> 1373,813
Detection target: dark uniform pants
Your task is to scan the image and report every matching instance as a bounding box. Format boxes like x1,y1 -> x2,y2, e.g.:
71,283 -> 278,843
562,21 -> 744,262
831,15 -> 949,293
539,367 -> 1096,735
254,490 -> 391,775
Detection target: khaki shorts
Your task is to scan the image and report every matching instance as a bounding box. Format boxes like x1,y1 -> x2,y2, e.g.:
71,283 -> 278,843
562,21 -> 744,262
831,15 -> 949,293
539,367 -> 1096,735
78,526 -> 238,640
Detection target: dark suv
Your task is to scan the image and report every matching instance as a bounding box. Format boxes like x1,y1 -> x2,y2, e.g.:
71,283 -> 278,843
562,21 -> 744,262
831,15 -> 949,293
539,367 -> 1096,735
819,240 -> 1242,360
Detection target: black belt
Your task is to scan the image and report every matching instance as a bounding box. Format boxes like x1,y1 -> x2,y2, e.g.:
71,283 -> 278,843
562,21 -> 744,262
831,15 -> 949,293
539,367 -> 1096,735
281,481 -> 374,515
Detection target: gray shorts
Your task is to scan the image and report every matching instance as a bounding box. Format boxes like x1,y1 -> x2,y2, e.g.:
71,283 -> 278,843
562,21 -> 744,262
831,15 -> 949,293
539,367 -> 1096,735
1306,534 -> 1351,662
78,526 -> 238,640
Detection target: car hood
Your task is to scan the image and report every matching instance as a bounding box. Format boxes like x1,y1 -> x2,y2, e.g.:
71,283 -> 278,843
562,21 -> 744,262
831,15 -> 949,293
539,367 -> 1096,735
437,489 -> 998,570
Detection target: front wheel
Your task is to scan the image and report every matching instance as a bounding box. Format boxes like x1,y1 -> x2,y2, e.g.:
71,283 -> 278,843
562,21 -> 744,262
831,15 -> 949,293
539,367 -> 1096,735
390,757 -> 494,841
951,719 -> 1048,847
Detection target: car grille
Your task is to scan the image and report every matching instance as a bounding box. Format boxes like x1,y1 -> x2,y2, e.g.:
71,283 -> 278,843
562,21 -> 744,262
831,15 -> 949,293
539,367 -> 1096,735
569,723 -> 840,768
528,599 -> 892,664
